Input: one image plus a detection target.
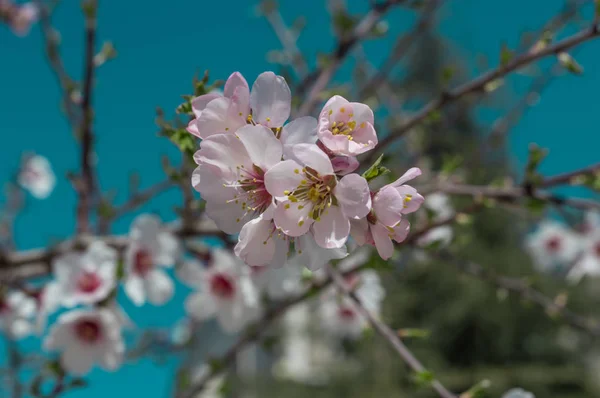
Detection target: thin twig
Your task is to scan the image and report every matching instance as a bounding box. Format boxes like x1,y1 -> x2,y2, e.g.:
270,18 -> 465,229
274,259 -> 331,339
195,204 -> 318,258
263,6 -> 309,77
328,264 -> 457,398
540,162 -> 600,188
368,23 -> 600,164
296,0 -> 403,117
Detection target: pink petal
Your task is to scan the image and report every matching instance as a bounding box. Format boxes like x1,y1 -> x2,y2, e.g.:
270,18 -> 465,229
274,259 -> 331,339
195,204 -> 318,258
250,72 -> 291,127
273,200 -> 313,237
349,102 -> 374,125
264,160 -> 304,200
196,97 -> 245,139
191,93 -> 222,117
205,199 -> 247,235
350,218 -> 369,246
373,187 -> 404,227
395,185 -> 424,214
335,174 -> 371,219
392,218 -> 411,243
236,125 -> 282,170
371,224 -> 394,260
186,119 -> 201,138
331,155 -> 359,175
292,144 -> 334,176
196,133 -> 251,176
312,206 -> 350,249
280,116 -> 318,159
389,167 -> 422,188
224,72 -> 249,99
235,218 -> 276,266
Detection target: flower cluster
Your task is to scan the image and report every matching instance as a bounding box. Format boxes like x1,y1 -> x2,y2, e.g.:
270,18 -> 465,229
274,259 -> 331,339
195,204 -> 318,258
189,71 -> 424,265
526,211 -> 600,282
0,0 -> 38,37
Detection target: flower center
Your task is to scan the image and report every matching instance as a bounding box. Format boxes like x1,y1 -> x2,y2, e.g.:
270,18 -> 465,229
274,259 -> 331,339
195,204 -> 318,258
76,271 -> 102,294
0,298 -> 9,315
229,164 -> 272,224
594,241 -> 600,258
134,249 -> 154,276
74,319 -> 102,344
338,306 -> 356,320
210,273 -> 236,299
545,236 -> 562,253
283,167 -> 337,222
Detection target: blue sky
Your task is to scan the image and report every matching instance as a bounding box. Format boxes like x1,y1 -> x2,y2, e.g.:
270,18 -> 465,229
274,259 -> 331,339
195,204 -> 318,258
1,0 -> 599,397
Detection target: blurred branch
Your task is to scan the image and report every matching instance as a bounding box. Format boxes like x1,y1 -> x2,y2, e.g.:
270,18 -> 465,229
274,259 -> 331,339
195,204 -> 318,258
296,0 -> 404,117
369,22 -> 600,163
327,264 -> 457,398
76,0 -> 99,234
539,162 -> 600,188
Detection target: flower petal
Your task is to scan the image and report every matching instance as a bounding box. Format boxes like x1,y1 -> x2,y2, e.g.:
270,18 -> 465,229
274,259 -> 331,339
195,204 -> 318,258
296,233 -> 348,270
235,217 -> 276,266
196,97 -> 245,139
395,185 -> 425,214
250,71 -> 291,127
236,125 -> 282,170
350,218 -> 369,246
185,292 -> 216,320
373,187 -> 404,227
191,92 -> 222,117
224,72 -> 249,99
371,224 -> 394,260
335,174 -> 371,219
392,218 -> 411,243
264,160 -> 304,200
144,269 -> 174,305
389,167 -> 422,187
280,116 -> 318,159
273,200 -> 313,237
205,198 -> 247,234
312,206 -> 350,249
124,276 -> 145,306
196,133 -> 251,175
292,144 -> 334,176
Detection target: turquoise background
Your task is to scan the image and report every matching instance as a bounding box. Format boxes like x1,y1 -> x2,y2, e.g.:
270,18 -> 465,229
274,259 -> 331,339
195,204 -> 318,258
1,0 -> 599,396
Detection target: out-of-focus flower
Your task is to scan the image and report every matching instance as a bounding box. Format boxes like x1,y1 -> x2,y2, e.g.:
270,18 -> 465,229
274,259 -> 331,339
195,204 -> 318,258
502,388 -> 535,398
52,241 -> 117,308
317,95 -> 377,156
189,364 -> 226,398
568,228 -> 600,283
0,290 -> 36,339
183,250 -> 261,334
43,308 -> 125,376
417,193 -> 455,248
351,168 -> 423,259
3,2 -> 38,37
249,262 -> 303,300
265,144 -> 371,248
526,220 -> 580,273
18,154 -> 55,199
124,214 -> 181,306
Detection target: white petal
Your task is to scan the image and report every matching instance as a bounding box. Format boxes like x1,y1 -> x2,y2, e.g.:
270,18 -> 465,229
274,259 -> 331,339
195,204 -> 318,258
335,174 -> 371,219
371,224 -> 394,260
144,270 -> 174,305
273,201 -> 313,237
390,167 -> 422,187
155,231 -> 181,266
280,117 -> 318,160
250,71 -> 291,127
185,292 -> 216,320
196,133 -> 251,176
292,144 -> 333,176
176,259 -> 206,288
235,217 -> 276,266
223,72 -> 249,99
296,233 -> 347,270
124,276 -> 145,306
205,199 -> 247,234
129,213 -> 161,244
312,206 -> 350,249
61,345 -> 95,376
236,124 -> 283,170
196,97 -> 246,139
264,160 -> 304,200
191,92 -> 222,117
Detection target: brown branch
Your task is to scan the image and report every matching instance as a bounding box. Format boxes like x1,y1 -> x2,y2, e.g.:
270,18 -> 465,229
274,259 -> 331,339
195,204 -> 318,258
434,252 -> 600,337
76,0 -> 99,234
0,221 -> 224,282
263,5 -> 309,77
295,0 -> 403,117
327,264 -> 457,398
540,162 -> 600,188
368,23 -> 600,163
434,183 -> 600,211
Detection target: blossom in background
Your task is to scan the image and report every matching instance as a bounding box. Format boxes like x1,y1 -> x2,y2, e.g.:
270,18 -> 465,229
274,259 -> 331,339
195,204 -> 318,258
189,365 -> 226,398
0,290 -> 36,339
502,388 -> 535,398
18,154 -> 56,199
416,192 -> 455,248
351,168 -> 424,259
1,1 -> 38,36
265,144 -> 371,248
317,95 -> 377,156
43,308 -> 124,376
187,71 -> 291,139
124,214 -> 181,306
51,241 -> 117,308
250,262 -> 303,300
183,250 -> 261,334
568,227 -> 600,283
526,220 -> 581,273
319,267 -> 384,340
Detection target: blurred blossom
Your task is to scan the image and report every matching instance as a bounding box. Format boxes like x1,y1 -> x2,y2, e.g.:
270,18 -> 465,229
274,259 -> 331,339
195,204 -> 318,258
526,220 -> 581,273
124,214 -> 181,306
190,365 -> 225,398
51,241 -> 117,308
1,1 -> 38,37
502,388 -> 535,398
18,154 -> 56,199
0,290 -> 36,339
568,225 -> 600,283
250,262 -> 303,300
183,249 -> 262,334
170,318 -> 193,346
43,308 -> 125,375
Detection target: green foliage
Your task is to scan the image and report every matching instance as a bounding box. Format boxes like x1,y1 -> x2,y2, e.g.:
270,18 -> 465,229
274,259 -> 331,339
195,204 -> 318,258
362,154 -> 390,182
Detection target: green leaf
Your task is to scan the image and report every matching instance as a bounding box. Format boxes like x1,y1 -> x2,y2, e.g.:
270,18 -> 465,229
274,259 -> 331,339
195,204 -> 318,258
398,328 -> 431,339
412,370 -> 435,387
361,154 -> 390,182
500,42 -> 514,66
558,52 -> 583,75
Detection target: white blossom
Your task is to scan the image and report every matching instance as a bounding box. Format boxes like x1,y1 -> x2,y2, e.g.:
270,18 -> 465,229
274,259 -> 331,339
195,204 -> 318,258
18,154 -> 56,199
0,290 -> 36,339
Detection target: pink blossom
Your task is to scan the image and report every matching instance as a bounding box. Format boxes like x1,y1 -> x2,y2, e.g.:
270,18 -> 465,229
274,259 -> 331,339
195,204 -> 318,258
350,168 -> 424,260
187,71 -> 291,139
264,144 -> 371,249
192,124 -> 283,234
317,95 -> 378,156
8,2 -> 38,37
